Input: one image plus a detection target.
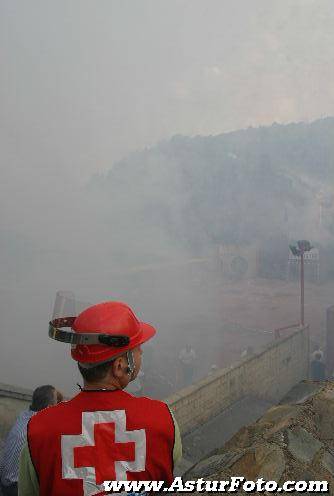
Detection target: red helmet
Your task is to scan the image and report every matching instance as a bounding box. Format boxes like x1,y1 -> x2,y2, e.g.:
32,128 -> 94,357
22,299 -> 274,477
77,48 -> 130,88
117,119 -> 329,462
70,301 -> 156,364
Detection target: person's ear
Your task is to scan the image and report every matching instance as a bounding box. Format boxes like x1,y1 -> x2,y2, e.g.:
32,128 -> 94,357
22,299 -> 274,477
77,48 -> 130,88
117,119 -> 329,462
112,356 -> 128,378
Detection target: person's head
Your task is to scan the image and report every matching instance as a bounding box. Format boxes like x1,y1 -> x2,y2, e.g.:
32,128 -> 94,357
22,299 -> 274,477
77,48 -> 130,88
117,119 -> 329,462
30,385 -> 62,412
78,345 -> 143,389
69,301 -> 156,389
314,352 -> 322,361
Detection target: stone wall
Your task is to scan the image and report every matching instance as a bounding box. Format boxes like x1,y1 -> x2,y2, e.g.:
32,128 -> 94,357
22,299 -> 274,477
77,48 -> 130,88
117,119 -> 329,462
167,326 -> 309,434
0,384 -> 32,442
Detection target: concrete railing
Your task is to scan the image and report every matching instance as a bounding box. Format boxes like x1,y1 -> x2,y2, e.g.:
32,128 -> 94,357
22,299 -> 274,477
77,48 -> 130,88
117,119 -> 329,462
167,326 -> 309,434
0,384 -> 32,442
326,305 -> 334,376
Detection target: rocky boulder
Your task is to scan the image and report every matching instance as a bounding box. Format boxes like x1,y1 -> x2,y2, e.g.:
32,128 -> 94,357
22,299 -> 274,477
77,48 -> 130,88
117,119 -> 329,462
184,381 -> 334,494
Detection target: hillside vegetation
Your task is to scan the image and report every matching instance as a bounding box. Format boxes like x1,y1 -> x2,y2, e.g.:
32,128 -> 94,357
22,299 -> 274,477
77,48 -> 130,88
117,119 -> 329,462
90,118 -> 334,263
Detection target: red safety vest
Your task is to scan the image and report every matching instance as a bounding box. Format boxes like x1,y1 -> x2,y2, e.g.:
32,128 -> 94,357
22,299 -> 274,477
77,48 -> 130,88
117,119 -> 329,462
27,390 -> 175,496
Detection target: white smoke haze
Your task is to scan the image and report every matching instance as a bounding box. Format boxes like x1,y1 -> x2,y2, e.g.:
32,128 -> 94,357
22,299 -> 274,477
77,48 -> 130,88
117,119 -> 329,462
1,0 -> 334,396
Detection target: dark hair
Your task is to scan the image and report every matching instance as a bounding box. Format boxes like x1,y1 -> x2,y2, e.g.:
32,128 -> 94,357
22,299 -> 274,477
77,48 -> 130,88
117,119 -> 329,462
56,390 -> 64,403
78,361 -> 113,383
31,385 -> 55,411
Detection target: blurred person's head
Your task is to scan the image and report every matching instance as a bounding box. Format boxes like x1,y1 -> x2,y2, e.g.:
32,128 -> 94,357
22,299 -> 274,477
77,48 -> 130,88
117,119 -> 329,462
30,385 -> 62,412
209,364 -> 218,375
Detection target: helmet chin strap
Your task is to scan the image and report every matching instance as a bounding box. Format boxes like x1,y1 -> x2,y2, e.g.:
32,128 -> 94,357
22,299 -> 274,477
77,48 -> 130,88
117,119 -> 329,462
126,350 -> 136,379
126,350 -> 135,378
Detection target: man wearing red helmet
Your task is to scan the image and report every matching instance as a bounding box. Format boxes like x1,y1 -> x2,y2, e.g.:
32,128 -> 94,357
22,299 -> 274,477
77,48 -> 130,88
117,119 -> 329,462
18,301 -> 182,496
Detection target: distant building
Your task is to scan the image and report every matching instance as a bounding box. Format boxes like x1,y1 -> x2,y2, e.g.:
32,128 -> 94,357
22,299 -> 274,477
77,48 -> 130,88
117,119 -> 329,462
218,244 -> 258,279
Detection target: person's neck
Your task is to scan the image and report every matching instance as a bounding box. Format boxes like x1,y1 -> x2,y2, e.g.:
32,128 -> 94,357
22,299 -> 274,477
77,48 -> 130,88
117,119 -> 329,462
83,379 -> 122,391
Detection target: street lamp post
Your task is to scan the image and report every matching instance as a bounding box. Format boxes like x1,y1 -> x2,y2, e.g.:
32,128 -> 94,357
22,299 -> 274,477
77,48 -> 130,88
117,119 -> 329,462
289,240 -> 313,327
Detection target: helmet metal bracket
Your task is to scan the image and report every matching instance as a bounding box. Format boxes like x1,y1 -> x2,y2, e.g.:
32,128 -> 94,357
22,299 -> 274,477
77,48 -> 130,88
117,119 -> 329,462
49,318 -> 130,347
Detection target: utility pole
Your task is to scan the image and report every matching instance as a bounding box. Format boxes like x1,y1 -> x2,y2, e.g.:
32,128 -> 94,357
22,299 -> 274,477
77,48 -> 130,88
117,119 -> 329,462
289,240 -> 312,327
300,249 -> 305,326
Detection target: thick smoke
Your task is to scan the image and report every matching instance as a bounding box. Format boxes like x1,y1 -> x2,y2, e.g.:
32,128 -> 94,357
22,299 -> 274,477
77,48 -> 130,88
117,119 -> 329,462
1,1 -> 334,396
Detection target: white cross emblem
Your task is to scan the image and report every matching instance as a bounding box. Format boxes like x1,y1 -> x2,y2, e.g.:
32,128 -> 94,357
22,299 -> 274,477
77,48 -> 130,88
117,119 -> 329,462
61,410 -> 146,496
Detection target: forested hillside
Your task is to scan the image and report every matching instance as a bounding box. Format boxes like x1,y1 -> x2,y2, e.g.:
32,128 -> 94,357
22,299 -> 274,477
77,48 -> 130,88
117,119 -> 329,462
90,118 -> 334,260
3,118 -> 334,285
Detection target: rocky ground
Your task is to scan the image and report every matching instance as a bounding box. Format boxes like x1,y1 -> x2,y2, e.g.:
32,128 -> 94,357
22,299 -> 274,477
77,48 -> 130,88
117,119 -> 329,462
183,381 -> 334,494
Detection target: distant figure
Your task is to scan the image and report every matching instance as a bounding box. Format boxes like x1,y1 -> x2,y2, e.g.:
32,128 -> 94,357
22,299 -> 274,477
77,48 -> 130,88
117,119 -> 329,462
241,346 -> 254,359
310,352 -> 326,381
310,344 -> 324,362
0,385 -> 62,496
208,364 -> 218,375
179,344 -> 196,386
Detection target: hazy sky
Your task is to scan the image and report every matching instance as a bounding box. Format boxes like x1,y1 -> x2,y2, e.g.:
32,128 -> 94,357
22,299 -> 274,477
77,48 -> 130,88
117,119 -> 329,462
2,0 -> 334,185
